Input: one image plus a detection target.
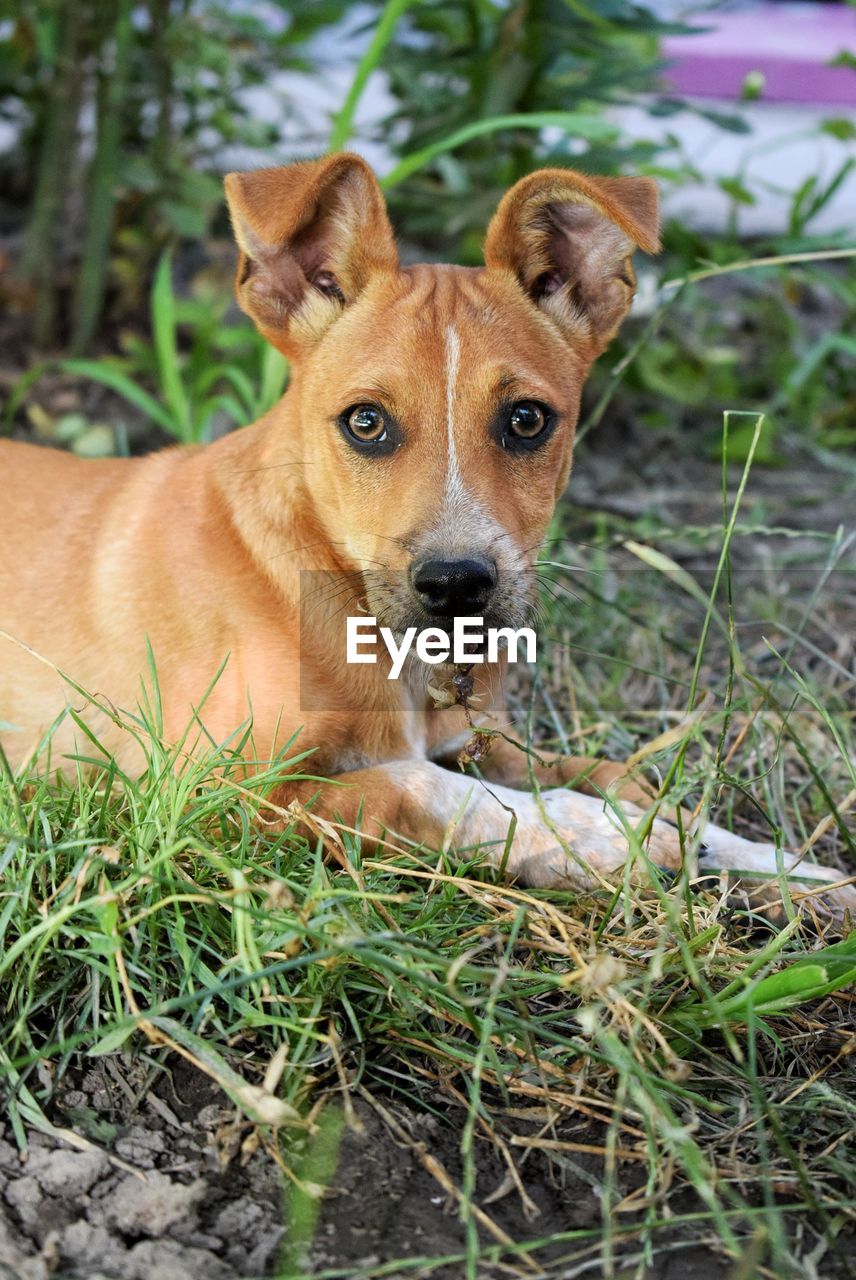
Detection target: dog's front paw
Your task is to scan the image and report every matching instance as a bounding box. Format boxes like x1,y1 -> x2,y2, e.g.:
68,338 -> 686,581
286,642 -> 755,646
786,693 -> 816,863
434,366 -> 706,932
500,788 -> 681,891
697,824 -> 856,918
494,791 -> 855,920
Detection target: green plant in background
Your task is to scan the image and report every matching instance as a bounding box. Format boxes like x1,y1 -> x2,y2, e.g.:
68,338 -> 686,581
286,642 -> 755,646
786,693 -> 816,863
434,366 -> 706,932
2,0 -> 342,349
3,0 -> 708,351
584,250 -> 856,460
6,0 -> 854,458
62,253 -> 287,444
371,0 -> 692,258
619,121 -> 856,457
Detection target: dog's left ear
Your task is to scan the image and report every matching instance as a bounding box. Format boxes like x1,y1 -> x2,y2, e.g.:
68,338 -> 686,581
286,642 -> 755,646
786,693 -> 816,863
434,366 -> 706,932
484,168 -> 660,356
224,153 -> 398,353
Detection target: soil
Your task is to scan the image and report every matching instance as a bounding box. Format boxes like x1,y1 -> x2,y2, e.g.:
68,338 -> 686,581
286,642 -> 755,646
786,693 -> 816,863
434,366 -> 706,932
4,1053 -> 852,1280
0,1052 -> 602,1279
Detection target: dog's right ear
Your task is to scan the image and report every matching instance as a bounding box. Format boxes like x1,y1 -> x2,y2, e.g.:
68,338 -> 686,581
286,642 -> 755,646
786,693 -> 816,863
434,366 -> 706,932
224,154 -> 398,353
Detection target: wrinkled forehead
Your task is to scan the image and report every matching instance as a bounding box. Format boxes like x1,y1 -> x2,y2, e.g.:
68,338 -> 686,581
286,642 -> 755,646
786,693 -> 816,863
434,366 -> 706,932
305,264 -> 585,412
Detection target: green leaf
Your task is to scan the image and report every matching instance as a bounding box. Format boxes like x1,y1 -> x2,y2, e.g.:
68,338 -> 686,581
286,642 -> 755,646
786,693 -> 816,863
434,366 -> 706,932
89,1022 -> 137,1055
329,0 -> 414,151
258,345 -> 289,413
822,117 -> 856,142
735,961 -> 851,1015
149,1016 -> 305,1129
152,253 -> 193,439
789,931 -> 856,977
5,361 -> 52,424
718,177 -> 756,206
197,363 -> 257,415
669,933 -> 856,1033
382,113 -> 617,188
623,540 -> 724,622
55,360 -> 177,434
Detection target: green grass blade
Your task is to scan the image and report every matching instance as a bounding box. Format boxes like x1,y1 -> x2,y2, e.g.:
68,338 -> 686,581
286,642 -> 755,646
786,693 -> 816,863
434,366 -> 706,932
53,359 -> 177,434
669,933 -> 856,1031
5,361 -> 52,424
328,0 -> 414,151
280,1105 -> 345,1275
382,113 -> 616,188
148,1016 -> 304,1129
151,252 -> 193,440
259,344 -> 289,413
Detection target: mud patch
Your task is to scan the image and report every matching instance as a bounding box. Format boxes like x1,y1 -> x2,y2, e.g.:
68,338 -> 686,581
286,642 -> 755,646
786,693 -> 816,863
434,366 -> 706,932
1,1058 -> 283,1279
2,1056 -> 853,1279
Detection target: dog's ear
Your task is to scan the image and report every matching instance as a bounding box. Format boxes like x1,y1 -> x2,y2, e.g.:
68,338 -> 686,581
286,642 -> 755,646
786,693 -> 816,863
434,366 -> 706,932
224,153 -> 398,353
483,168 -> 659,355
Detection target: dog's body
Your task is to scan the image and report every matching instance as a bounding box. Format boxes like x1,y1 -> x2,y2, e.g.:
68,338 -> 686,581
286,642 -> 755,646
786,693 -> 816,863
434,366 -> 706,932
1,155 -> 852,908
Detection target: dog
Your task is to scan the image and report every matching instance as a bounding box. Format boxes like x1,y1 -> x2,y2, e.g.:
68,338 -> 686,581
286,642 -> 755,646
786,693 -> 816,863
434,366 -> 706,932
1,153 -> 852,912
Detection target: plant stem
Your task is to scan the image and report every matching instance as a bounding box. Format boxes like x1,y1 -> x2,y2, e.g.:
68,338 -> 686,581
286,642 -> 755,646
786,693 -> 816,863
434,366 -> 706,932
21,0 -> 85,349
663,246 -> 856,291
71,0 -> 134,354
328,0 -> 413,152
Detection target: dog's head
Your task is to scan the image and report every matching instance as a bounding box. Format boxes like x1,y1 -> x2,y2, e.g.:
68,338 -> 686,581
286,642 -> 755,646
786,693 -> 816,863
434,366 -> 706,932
225,154 -> 658,637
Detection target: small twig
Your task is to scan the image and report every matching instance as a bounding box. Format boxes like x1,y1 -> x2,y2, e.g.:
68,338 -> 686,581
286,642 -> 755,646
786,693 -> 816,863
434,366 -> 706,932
509,1133 -> 645,1163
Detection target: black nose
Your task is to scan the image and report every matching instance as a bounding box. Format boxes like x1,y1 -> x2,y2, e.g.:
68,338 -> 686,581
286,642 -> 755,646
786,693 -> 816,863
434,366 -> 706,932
411,556 -> 498,618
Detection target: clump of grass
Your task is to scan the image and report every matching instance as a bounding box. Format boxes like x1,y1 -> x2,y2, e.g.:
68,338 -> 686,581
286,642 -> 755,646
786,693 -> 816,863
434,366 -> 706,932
2,717 -> 853,1276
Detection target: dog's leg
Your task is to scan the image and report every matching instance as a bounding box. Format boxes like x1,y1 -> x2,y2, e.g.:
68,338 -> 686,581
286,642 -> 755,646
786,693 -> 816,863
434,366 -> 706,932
477,739 -> 854,906
280,761 -> 855,910
283,759 -> 663,886
455,734 -> 660,807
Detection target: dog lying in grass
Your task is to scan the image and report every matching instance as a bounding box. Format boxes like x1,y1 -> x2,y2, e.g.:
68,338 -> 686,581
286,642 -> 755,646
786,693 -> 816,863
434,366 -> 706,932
1,153 -> 852,914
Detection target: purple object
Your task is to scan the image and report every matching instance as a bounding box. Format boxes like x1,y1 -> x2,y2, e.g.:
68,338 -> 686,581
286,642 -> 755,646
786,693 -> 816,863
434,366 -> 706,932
662,2 -> 856,106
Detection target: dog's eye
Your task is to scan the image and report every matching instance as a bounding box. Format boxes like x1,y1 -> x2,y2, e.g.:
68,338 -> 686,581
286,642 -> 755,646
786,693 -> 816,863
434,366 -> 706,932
344,404 -> 387,444
502,401 -> 553,451
508,402 -> 546,438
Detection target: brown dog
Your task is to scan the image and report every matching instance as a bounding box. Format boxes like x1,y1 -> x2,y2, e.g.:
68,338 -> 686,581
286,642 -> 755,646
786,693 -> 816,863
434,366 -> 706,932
1,154 -> 852,908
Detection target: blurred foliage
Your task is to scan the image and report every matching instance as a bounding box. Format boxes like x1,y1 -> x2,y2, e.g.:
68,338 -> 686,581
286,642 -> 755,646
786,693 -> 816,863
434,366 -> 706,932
586,249 -> 856,461
0,0 -> 339,348
1,0 -> 695,349
56,253 -> 290,446
8,253 -> 288,448
0,0 -> 854,457
375,0 -> 689,257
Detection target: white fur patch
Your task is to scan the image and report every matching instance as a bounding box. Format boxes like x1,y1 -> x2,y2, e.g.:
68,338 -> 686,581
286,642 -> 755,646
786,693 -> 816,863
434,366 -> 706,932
291,290 -> 343,343
444,325 -> 465,506
437,325 -> 510,552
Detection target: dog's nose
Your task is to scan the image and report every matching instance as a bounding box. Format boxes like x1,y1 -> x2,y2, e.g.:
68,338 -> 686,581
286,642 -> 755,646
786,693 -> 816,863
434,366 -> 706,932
411,556 -> 498,618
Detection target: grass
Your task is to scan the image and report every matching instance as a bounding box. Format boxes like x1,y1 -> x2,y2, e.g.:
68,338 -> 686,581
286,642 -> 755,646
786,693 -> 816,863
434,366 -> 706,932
1,422 -> 854,1278
7,252 -> 290,448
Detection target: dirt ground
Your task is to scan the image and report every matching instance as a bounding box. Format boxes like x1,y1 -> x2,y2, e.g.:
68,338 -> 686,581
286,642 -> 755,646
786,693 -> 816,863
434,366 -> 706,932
2,1050 -> 854,1280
